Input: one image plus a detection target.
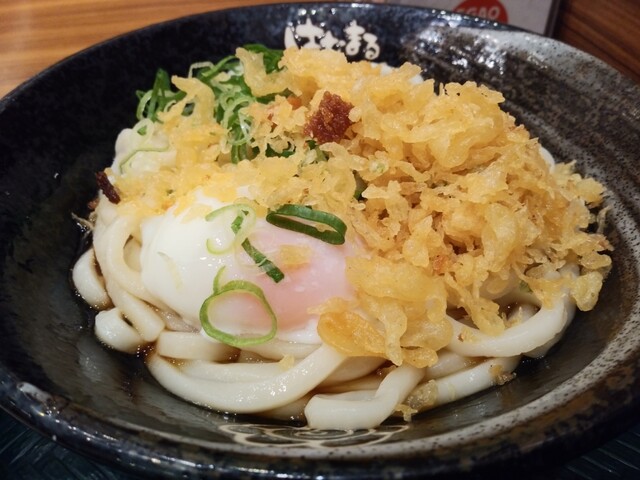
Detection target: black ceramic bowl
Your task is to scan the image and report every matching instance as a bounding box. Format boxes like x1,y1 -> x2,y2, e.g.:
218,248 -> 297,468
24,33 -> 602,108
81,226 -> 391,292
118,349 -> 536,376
1,3 -> 639,479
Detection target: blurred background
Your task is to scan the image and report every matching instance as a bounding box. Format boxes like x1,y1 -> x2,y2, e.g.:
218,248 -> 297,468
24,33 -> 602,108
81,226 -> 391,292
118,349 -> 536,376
0,0 -> 638,99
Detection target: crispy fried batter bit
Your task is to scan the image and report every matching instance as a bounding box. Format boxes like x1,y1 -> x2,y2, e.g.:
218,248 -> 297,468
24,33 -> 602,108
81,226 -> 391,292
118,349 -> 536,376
286,95 -> 302,110
95,170 -> 120,204
303,91 -> 354,144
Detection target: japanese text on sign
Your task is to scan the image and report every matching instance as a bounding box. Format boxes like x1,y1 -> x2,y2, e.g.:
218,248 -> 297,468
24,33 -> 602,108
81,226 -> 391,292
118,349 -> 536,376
284,19 -> 381,60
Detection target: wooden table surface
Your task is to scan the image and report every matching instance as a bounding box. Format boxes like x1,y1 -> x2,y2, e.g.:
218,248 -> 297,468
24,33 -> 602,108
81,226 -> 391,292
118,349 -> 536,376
0,0 -> 638,99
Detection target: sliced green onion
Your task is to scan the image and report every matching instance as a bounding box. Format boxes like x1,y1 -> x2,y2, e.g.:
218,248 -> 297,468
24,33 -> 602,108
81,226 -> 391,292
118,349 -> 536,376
200,270 -> 277,347
205,204 -> 284,282
212,264 -> 225,292
134,45 -> 287,163
136,68 -> 187,122
221,95 -> 252,132
228,208 -> 284,282
196,55 -> 237,83
519,280 -> 533,293
231,143 -> 257,163
117,119 -> 171,173
243,44 -> 284,73
354,172 -> 367,200
118,146 -> 170,173
305,139 -> 328,163
188,61 -> 215,78
239,238 -> 284,283
135,90 -> 153,121
205,204 -> 256,254
266,205 -> 347,245
230,212 -> 246,233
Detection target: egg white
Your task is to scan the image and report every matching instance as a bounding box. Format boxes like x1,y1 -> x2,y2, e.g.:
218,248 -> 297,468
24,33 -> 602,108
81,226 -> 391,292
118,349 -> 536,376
139,190 -> 355,344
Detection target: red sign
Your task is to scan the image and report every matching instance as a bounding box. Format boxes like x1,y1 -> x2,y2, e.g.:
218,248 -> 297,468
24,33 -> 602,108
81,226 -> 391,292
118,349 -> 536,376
454,0 -> 509,23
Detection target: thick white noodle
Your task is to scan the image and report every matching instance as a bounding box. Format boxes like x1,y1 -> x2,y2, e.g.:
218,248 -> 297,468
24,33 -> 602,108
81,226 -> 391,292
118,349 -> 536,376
94,308 -> 144,353
319,375 -> 384,394
446,287 -> 576,358
319,357 -> 385,386
539,146 -> 556,168
93,194 -> 118,225
104,278 -> 164,342
178,352 -> 376,386
100,216 -> 155,303
177,350 -> 376,387
423,349 -> 479,380
521,303 -> 576,358
262,395 -> 312,421
242,339 -> 319,360
479,271 -> 519,300
157,310 -> 198,332
123,238 -> 142,271
98,215 -> 162,306
304,364 -> 425,430
428,355 -> 520,407
72,248 -> 111,309
179,359 -> 291,382
146,344 -> 347,413
156,331 -> 237,362
495,287 -> 540,310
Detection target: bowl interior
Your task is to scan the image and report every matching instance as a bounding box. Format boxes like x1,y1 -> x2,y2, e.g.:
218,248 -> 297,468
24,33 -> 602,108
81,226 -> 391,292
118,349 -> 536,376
1,3 -> 639,477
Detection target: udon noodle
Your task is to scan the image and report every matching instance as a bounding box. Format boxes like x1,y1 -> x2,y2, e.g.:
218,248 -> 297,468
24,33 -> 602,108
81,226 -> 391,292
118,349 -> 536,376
72,45 -> 611,429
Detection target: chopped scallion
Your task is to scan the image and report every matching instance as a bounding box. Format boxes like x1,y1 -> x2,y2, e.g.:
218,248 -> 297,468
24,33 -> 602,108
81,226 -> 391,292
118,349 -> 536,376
205,204 -> 284,282
239,238 -> 285,283
136,68 -> 187,122
119,146 -> 170,173
205,204 -> 256,254
243,44 -> 284,73
266,205 -> 347,245
134,44 -> 287,163
200,269 -> 277,347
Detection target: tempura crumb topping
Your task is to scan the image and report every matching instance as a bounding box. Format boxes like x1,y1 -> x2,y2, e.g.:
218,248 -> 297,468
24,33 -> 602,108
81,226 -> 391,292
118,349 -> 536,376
107,47 -> 612,368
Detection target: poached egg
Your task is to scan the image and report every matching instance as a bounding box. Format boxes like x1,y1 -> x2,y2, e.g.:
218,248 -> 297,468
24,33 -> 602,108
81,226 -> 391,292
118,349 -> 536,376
139,191 -> 355,344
